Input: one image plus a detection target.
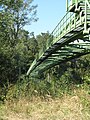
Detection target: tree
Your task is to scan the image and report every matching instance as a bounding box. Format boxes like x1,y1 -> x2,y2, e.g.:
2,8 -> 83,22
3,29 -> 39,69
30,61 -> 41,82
0,0 -> 38,45
0,0 -> 38,86
36,32 -> 50,51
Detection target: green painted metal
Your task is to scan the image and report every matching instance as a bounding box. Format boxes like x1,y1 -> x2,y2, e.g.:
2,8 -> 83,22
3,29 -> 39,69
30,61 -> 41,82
27,0 -> 90,76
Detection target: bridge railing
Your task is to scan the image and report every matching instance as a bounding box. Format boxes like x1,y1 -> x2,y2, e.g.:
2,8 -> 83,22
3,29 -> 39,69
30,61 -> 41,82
38,0 -> 90,59
39,12 -> 82,58
51,12 -> 75,44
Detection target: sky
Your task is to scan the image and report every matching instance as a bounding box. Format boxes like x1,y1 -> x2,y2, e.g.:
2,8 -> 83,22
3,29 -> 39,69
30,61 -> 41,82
24,0 -> 66,36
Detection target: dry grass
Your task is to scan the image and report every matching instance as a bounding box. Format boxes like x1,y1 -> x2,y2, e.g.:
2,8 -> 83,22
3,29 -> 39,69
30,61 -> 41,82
0,89 -> 90,120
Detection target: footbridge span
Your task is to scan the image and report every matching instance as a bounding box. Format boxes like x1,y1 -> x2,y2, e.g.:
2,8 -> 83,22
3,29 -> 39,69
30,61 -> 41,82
27,0 -> 90,76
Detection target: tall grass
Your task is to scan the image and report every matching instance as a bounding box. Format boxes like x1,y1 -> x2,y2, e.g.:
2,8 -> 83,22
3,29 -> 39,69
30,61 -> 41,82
1,87 -> 90,120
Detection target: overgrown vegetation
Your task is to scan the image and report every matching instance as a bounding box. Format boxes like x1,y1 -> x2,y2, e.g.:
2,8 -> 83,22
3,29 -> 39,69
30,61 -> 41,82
0,88 -> 90,120
3,54 -> 90,101
0,0 -> 90,119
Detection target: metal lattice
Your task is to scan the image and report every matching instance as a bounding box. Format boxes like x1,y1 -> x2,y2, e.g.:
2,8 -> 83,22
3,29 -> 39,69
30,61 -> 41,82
27,0 -> 90,76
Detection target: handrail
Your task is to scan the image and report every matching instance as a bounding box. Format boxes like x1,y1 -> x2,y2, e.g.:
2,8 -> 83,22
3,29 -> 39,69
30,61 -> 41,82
38,11 -> 73,58
51,11 -> 69,35
38,9 -> 81,58
39,12 -> 75,58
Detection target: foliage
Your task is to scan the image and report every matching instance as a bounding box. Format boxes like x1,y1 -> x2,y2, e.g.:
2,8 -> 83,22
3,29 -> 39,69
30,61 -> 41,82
0,1 -> 90,120
5,54 -> 90,101
0,0 -> 38,101
0,0 -> 90,103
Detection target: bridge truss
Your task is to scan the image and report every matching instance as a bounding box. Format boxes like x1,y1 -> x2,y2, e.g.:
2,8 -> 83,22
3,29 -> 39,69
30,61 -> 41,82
27,0 -> 90,76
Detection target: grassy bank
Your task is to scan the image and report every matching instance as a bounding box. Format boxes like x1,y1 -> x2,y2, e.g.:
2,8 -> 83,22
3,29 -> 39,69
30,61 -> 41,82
0,88 -> 90,120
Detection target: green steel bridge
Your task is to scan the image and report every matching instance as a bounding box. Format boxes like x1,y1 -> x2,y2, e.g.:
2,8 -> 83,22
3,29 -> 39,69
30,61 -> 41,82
27,0 -> 90,77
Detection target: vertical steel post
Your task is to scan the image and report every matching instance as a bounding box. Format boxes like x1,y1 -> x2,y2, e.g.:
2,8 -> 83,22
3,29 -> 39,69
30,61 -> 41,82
66,0 -> 68,11
85,0 -> 87,32
69,12 -> 71,31
63,18 -> 64,35
66,13 -> 67,32
74,13 -> 76,28
75,0 -> 78,11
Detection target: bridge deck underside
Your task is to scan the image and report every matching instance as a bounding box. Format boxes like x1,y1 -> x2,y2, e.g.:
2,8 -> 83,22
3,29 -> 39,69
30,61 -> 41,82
30,40 -> 90,76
